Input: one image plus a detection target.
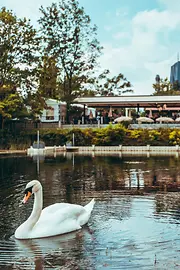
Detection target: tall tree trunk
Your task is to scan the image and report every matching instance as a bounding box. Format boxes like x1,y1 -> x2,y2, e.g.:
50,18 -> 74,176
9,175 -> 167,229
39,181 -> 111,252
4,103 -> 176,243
66,102 -> 70,124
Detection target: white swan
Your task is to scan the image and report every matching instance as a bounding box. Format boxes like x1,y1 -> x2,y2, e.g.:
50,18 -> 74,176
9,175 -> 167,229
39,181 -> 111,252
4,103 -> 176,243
15,180 -> 95,239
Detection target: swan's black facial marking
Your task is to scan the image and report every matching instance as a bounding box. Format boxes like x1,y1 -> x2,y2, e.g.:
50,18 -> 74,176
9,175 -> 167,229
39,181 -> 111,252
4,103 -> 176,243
24,186 -> 33,195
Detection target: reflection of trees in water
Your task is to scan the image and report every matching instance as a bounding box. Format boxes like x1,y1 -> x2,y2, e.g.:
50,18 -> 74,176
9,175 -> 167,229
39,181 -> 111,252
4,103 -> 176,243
36,155 -> 180,206
0,156 -> 39,238
154,193 -> 180,223
130,156 -> 180,192
38,155 -> 129,205
0,156 -> 37,184
2,155 -> 180,238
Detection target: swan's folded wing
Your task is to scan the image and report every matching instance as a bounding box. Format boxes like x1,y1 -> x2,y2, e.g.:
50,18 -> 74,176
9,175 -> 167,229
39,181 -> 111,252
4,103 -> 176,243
38,203 -> 86,224
41,203 -> 70,216
31,203 -> 87,237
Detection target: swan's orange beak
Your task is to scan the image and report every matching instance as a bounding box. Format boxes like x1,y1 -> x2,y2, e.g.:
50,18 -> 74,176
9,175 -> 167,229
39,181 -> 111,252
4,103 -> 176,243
22,191 -> 32,204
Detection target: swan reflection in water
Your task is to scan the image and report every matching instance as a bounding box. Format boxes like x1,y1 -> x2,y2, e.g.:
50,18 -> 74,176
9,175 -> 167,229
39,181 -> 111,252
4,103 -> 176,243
14,226 -> 95,269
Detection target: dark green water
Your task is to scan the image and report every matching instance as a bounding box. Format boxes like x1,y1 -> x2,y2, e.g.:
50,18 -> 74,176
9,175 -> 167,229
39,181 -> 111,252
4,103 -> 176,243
0,153 -> 180,269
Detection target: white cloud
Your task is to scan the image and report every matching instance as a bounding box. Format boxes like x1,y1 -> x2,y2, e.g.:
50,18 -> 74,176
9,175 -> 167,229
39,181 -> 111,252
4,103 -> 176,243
132,9 -> 180,31
99,5 -> 180,95
158,0 -> 180,11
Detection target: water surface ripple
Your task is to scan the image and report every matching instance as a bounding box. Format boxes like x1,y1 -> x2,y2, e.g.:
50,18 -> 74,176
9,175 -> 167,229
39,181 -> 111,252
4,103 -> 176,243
0,154 -> 180,269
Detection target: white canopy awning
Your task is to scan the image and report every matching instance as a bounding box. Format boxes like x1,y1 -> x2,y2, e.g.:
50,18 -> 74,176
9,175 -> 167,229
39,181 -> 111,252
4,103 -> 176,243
74,95 -> 180,108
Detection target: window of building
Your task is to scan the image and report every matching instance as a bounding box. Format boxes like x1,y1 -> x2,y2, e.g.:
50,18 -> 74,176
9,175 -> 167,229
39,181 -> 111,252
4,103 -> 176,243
46,107 -> 54,120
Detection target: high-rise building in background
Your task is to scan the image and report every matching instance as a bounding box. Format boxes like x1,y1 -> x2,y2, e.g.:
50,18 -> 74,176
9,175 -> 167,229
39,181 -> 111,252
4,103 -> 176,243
170,60 -> 180,89
155,74 -> 160,84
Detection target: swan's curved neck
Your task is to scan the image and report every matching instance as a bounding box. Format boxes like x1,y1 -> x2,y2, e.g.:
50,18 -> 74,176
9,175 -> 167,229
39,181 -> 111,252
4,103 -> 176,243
27,187 -> 43,228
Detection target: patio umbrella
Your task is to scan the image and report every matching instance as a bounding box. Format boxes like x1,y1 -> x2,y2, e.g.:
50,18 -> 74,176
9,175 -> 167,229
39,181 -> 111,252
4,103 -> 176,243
175,117 -> 180,122
89,110 -> 93,119
156,117 -> 174,123
108,106 -> 113,118
114,116 -> 132,123
137,117 -> 154,123
149,109 -> 153,118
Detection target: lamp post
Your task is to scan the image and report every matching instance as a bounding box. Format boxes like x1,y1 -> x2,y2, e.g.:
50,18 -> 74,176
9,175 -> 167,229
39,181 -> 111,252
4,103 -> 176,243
72,133 -> 75,146
37,130 -> 40,149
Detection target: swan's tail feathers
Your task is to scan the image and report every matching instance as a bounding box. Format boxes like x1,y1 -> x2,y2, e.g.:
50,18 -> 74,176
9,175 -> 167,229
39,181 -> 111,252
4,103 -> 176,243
84,198 -> 95,213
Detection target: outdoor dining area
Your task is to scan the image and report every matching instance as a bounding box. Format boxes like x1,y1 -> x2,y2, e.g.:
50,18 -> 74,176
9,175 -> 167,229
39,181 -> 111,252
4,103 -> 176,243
73,106 -> 180,129
113,116 -> 180,124
112,115 -> 180,129
72,95 -> 180,129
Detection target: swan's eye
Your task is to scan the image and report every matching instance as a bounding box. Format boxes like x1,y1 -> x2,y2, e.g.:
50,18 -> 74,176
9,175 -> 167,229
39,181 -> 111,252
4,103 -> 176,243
23,186 -> 33,204
24,186 -> 33,195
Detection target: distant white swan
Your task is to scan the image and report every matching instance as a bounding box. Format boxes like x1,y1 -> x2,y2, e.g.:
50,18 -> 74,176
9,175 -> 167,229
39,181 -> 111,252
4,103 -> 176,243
15,180 -> 95,239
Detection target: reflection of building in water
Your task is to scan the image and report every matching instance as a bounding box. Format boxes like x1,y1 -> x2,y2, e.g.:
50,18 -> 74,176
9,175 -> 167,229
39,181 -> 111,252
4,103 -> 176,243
36,155 -> 180,201
143,168 -> 180,192
124,169 -> 144,189
122,160 -> 180,192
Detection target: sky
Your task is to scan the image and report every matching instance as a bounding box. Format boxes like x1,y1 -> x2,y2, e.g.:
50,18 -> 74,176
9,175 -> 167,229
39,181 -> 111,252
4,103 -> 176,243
1,0 -> 180,95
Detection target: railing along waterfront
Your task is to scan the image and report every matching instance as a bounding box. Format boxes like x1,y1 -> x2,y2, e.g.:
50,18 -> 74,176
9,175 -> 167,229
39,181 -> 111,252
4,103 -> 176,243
27,144 -> 180,157
7,121 -> 180,130
78,145 -> 179,153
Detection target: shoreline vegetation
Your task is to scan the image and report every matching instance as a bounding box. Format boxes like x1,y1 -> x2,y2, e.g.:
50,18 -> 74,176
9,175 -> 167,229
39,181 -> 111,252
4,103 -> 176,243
1,124 -> 180,152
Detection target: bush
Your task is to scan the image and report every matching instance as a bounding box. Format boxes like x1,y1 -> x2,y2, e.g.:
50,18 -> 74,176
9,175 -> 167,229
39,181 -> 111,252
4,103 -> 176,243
92,124 -> 126,146
40,129 -> 67,146
66,128 -> 93,146
169,130 -> 180,145
0,125 -> 179,149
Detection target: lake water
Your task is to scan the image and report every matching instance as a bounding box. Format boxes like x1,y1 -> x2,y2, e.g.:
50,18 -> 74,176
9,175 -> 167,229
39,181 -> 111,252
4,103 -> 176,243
0,153 -> 180,269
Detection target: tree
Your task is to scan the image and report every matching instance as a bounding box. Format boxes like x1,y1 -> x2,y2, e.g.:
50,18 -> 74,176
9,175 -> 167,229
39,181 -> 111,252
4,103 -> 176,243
86,69 -> 133,96
38,0 -> 102,121
152,77 -> 180,96
0,85 -> 24,128
0,7 -> 40,91
38,55 -> 59,99
0,7 -> 42,128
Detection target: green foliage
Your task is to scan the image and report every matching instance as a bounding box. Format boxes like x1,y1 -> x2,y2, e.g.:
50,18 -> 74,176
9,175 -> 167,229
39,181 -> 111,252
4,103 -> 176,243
92,124 -> 126,146
0,89 -> 26,120
0,7 -> 43,126
0,7 -> 40,91
66,128 -> 93,146
39,129 -> 67,146
124,128 -> 171,146
0,5 -> 134,127
152,77 -> 180,96
38,56 -> 59,99
39,0 -> 102,105
169,130 -> 180,145
2,126 -> 180,149
87,69 -> 133,96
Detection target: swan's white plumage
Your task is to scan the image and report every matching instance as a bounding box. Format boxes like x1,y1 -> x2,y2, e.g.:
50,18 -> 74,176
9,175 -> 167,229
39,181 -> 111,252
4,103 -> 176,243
15,180 -> 95,239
